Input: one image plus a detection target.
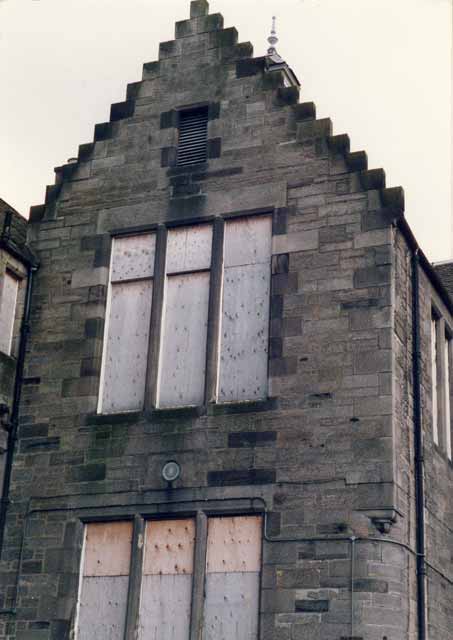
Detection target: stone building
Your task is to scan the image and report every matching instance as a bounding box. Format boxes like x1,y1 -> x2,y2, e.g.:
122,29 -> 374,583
0,199 -> 36,518
0,1 -> 452,638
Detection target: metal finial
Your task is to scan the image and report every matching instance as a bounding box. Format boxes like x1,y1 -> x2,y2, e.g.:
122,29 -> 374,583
267,16 -> 278,55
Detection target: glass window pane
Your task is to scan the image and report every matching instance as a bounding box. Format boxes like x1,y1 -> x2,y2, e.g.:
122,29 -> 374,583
0,272 -> 19,355
445,336 -> 451,459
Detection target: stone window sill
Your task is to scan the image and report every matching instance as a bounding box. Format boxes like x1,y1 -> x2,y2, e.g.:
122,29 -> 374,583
86,398 -> 279,425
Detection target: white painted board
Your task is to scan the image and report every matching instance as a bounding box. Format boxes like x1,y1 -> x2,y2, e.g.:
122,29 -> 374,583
111,234 -> 156,282
77,576 -> 130,640
166,224 -> 212,274
100,280 -> 152,413
202,573 -> 260,640
218,263 -> 270,402
158,272 -> 210,407
224,216 -> 272,268
0,272 -> 19,355
137,574 -> 192,640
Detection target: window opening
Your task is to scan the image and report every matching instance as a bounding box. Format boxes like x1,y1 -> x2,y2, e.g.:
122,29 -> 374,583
431,313 -> 439,445
76,515 -> 262,640
0,270 -> 19,356
99,215 -> 272,414
444,332 -> 452,459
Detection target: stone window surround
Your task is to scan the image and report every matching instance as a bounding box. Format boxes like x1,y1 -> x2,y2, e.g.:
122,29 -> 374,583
0,256 -> 26,359
97,208 -> 276,418
74,509 -> 264,640
160,101 -> 222,169
431,301 -> 453,461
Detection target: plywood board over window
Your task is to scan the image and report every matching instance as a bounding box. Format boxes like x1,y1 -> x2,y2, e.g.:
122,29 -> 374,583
99,234 -> 155,414
218,216 -> 272,403
203,516 -> 262,640
158,225 -> 212,408
159,273 -> 210,407
76,522 -> 133,640
76,515 -> 262,640
137,519 -> 195,640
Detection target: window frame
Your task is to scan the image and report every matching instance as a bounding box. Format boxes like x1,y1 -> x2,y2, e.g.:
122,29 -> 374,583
444,328 -> 452,460
431,309 -> 440,446
0,266 -> 21,357
431,305 -> 453,460
98,211 -> 273,415
74,511 -> 264,640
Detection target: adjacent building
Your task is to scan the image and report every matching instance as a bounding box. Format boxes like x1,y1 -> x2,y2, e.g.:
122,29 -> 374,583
0,2 -> 453,638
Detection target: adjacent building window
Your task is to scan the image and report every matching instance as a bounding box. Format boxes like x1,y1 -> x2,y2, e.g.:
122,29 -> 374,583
99,215 -> 272,414
76,515 -> 262,640
177,107 -> 209,166
444,332 -> 452,459
431,309 -> 452,459
431,312 -> 439,445
0,270 -> 19,356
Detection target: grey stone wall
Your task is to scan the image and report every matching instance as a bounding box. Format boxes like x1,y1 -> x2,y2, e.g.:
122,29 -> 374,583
0,2 -> 447,639
394,228 -> 453,640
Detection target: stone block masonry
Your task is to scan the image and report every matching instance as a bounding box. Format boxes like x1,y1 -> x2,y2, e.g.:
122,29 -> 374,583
1,1 -> 452,639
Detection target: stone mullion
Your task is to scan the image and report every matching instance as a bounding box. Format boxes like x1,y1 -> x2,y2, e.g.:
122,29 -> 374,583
204,217 -> 224,404
189,511 -> 208,640
144,224 -> 167,409
124,515 -> 145,640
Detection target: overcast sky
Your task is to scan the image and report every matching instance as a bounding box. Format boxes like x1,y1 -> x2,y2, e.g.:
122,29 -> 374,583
1,0 -> 451,261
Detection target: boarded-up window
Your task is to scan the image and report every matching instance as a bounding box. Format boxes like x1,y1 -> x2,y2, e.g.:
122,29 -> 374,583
97,215 -> 272,413
203,516 -> 262,639
99,234 -> 156,414
218,216 -> 272,402
138,519 -> 195,639
77,515 -> 261,640
158,225 -> 212,408
0,271 -> 19,355
76,522 -> 133,640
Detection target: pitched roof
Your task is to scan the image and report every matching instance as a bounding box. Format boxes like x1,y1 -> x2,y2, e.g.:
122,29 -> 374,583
0,198 -> 36,266
433,261 -> 453,302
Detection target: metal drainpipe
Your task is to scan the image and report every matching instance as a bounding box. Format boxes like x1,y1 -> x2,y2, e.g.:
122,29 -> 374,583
0,264 -> 37,559
411,249 -> 427,640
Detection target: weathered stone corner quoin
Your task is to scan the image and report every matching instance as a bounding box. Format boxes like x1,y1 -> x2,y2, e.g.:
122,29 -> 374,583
0,1 -> 452,638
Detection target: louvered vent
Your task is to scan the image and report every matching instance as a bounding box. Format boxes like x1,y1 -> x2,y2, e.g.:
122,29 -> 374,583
177,108 -> 208,166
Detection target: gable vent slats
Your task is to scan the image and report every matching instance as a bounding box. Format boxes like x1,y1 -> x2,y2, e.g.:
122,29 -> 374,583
177,108 -> 209,166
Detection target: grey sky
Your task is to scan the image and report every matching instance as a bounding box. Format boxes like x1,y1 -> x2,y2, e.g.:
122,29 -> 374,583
1,0 -> 451,260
